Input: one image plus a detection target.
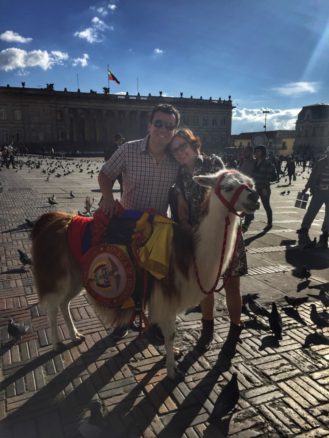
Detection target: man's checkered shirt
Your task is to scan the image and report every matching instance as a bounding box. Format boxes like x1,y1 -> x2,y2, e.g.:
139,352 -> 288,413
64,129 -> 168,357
101,137 -> 179,215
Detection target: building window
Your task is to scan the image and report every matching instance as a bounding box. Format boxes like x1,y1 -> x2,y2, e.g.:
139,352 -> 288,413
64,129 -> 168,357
14,110 -> 22,121
212,118 -> 217,126
0,109 -> 7,120
222,117 -> 226,125
56,110 -> 63,121
1,130 -> 9,142
202,117 -> 208,126
312,127 -> 316,136
281,141 -> 287,150
193,115 -> 199,125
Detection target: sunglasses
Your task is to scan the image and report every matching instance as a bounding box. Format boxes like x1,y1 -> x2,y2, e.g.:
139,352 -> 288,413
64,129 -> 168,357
171,142 -> 189,155
152,119 -> 176,131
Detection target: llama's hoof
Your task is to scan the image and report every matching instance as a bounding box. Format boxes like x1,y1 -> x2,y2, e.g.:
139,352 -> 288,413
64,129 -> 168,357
73,333 -> 85,344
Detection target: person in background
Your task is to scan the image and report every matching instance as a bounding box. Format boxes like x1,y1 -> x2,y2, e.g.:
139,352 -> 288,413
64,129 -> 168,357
253,145 -> 276,231
297,150 -> 329,248
169,128 -> 247,358
239,145 -> 256,232
283,156 -> 296,185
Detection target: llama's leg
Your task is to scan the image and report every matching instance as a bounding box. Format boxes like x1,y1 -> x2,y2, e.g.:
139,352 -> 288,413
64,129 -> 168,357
158,317 -> 178,379
48,306 -> 61,350
60,299 -> 85,342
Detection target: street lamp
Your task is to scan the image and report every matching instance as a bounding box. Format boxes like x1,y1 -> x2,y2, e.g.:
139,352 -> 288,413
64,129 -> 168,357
263,110 -> 270,132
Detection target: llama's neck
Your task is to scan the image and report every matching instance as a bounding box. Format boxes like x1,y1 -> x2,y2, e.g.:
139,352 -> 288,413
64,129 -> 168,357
193,193 -> 240,291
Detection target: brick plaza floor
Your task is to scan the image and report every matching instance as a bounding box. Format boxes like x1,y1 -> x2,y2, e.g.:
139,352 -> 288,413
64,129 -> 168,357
1,157 -> 329,437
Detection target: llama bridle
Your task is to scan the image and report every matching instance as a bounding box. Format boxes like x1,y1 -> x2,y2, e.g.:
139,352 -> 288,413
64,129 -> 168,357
193,169 -> 252,295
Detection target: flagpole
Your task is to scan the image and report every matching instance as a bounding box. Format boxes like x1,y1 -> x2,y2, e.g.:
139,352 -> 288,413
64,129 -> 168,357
107,64 -> 109,90
76,73 -> 79,90
137,77 -> 139,94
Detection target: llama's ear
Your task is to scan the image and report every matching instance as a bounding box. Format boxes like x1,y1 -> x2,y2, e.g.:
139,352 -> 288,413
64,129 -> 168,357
193,174 -> 218,188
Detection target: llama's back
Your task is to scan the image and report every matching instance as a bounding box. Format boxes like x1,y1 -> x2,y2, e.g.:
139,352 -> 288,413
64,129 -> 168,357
31,212 -> 81,301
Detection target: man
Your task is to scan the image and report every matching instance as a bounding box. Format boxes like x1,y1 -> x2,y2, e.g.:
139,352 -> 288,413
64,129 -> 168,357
99,104 -> 180,217
253,145 -> 276,230
238,145 -> 256,232
297,150 -> 329,248
98,103 -> 180,338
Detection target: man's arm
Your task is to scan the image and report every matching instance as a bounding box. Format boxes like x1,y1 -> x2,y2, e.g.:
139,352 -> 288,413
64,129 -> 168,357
98,170 -> 117,217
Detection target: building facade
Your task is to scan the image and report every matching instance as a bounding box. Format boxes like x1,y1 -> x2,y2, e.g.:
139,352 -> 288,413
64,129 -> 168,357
231,130 -> 295,157
293,104 -> 329,158
0,84 -> 233,154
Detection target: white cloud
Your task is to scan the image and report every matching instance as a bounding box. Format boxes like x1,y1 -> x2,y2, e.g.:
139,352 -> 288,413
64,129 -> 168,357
153,48 -> 164,55
72,53 -> 89,67
91,17 -> 108,30
108,4 -> 117,11
0,30 -> 32,43
232,107 -> 300,133
0,48 -> 68,71
93,6 -> 108,16
273,81 -> 319,96
74,27 -> 99,43
74,16 -> 112,43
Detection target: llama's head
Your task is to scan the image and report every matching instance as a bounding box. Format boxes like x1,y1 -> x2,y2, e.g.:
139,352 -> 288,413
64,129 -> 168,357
193,169 -> 260,215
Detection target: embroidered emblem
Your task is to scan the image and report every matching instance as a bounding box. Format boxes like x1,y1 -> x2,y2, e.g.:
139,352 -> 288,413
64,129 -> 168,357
83,244 -> 135,308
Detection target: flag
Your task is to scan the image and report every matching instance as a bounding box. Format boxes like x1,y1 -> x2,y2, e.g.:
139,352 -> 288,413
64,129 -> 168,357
108,70 -> 120,84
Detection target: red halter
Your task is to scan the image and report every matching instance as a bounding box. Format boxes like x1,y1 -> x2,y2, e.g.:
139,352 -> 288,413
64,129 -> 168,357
215,169 -> 252,217
193,169 -> 251,295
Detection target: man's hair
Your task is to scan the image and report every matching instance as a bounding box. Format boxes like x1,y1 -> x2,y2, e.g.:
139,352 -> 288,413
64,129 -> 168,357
149,104 -> 180,127
254,145 -> 267,157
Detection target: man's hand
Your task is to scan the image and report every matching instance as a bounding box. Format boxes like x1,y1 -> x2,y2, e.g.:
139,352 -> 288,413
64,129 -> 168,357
98,195 -> 117,217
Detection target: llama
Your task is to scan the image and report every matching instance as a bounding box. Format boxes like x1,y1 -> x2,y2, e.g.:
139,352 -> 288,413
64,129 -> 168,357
31,169 -> 259,379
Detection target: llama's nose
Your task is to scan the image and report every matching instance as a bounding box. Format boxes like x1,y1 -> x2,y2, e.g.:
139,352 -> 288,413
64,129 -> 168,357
248,191 -> 259,202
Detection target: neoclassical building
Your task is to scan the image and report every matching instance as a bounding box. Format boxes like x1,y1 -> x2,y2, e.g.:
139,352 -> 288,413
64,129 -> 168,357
294,104 -> 329,157
0,84 -> 233,154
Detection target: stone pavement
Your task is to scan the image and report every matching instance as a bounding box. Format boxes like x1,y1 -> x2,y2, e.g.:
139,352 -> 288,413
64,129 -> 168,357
1,157 -> 329,438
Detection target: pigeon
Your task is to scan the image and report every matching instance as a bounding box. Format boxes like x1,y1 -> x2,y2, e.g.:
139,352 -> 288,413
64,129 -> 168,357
47,195 -> 57,205
25,218 -> 35,228
209,373 -> 239,422
69,190 -> 75,198
269,302 -> 282,340
246,295 -> 270,318
284,295 -> 308,309
319,288 -> 329,310
8,318 -> 29,341
310,304 -> 329,331
85,196 -> 94,213
17,249 -> 32,266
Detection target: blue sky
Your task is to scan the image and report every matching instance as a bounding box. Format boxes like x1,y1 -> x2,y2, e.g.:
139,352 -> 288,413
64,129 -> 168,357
1,0 -> 329,134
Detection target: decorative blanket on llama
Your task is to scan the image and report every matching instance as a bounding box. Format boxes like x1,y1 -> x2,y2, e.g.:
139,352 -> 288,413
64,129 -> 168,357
67,205 -> 174,308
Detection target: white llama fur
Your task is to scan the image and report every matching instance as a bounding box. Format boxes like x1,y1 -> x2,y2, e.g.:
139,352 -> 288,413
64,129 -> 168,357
31,169 -> 259,379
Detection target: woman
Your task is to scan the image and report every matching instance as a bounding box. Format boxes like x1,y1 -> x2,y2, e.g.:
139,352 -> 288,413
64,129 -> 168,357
169,128 -> 247,357
253,145 -> 276,230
